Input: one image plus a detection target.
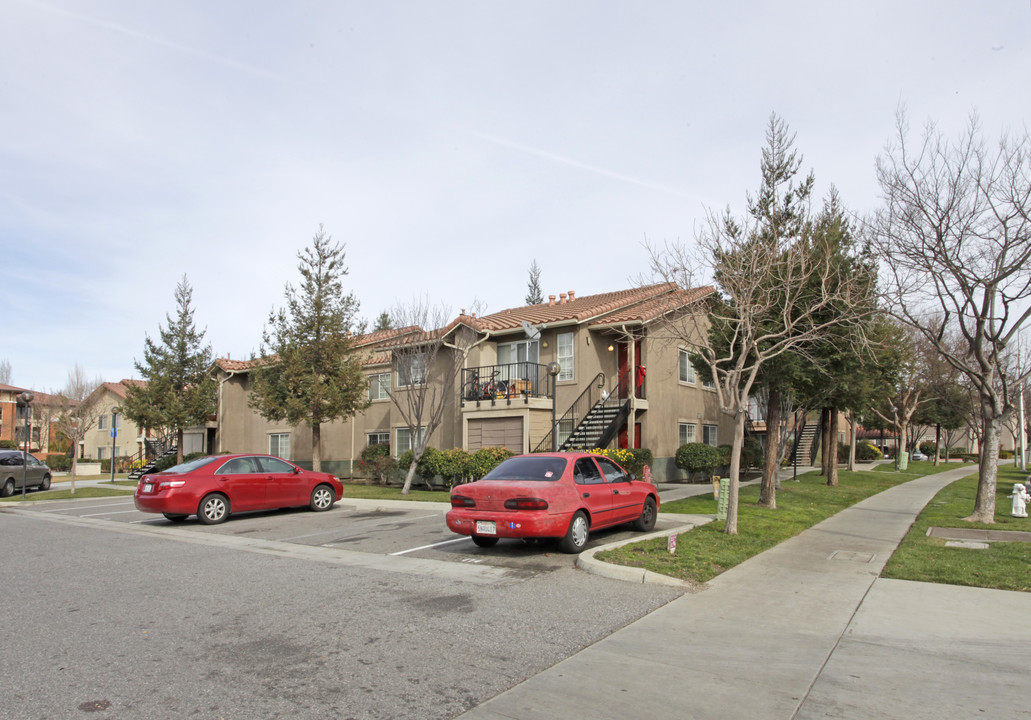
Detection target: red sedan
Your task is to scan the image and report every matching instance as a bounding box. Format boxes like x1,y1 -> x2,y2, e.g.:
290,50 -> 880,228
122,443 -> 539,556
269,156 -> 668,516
446,452 -> 659,553
134,453 -> 344,524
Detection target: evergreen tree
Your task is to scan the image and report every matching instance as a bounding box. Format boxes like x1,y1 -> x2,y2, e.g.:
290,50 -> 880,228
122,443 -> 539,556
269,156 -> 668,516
248,226 -> 369,472
123,275 -> 216,465
525,259 -> 544,305
373,311 -> 393,332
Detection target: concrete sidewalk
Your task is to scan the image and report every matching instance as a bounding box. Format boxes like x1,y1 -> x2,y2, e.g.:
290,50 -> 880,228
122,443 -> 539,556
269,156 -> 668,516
457,464 -> 1031,720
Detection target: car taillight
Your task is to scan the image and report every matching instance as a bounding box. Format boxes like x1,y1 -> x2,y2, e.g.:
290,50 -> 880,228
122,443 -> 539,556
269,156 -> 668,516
504,498 -> 548,510
451,495 -> 475,508
158,480 -> 186,490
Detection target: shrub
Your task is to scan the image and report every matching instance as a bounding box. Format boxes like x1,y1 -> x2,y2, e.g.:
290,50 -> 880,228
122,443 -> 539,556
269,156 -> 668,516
675,443 -> 723,479
1000,449 -> 1014,459
919,441 -> 937,456
855,442 -> 883,462
421,448 -> 471,487
0,440 -> 19,449
357,443 -> 395,485
46,454 -> 72,471
397,450 -> 414,472
589,448 -> 653,476
717,444 -> 733,467
153,451 -> 205,473
741,438 -> 763,469
466,447 -> 514,480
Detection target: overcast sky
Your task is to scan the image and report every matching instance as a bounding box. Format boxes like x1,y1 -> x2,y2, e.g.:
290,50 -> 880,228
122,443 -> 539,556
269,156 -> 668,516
3,1 -> 1029,392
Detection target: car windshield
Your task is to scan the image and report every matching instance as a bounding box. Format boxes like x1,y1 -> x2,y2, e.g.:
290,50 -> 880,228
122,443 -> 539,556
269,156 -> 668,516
162,456 -> 220,474
483,456 -> 566,481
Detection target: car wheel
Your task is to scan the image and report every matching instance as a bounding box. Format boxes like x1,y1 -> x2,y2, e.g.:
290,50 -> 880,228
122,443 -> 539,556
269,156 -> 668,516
197,494 -> 230,525
472,535 -> 498,548
632,496 -> 657,532
310,484 -> 335,512
37,474 -> 51,492
162,513 -> 188,522
1,478 -> 14,497
559,511 -> 589,554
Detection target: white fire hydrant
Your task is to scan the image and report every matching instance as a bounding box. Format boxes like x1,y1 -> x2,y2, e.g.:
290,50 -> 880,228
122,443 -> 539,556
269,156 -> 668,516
1009,483 -> 1029,518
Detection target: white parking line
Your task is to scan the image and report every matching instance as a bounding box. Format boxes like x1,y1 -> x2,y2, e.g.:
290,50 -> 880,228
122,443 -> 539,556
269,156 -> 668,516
80,509 -> 145,518
42,501 -> 135,513
389,537 -> 470,556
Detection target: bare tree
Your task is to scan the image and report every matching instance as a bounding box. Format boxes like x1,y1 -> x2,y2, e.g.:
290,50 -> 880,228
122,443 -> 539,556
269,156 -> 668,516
872,111 -> 1031,522
650,116 -> 871,534
0,358 -> 10,385
387,300 -> 477,495
53,364 -> 104,494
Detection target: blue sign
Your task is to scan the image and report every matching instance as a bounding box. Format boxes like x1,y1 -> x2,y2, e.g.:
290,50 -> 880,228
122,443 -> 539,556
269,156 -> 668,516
110,428 -> 117,439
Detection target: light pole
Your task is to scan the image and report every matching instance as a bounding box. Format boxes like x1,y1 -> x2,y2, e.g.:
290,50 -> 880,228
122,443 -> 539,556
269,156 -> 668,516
547,362 -> 561,452
110,406 -> 121,483
890,403 -> 899,472
18,391 -> 33,500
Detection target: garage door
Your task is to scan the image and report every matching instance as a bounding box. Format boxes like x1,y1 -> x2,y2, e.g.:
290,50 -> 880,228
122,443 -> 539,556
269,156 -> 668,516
468,417 -> 523,453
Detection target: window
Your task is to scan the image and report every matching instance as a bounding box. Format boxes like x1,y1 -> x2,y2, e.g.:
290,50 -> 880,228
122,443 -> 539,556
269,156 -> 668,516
217,456 -> 260,474
269,433 -> 290,460
573,457 -> 603,484
395,426 -> 426,456
703,377 -> 716,390
557,332 -> 574,381
397,352 -> 427,386
258,456 -> 295,473
557,419 -> 574,448
498,340 -> 539,381
369,373 -> 391,401
679,423 -> 697,446
98,414 -> 107,430
96,447 -> 105,460
679,349 -> 696,384
596,457 -> 629,483
703,424 -> 718,446
367,432 -> 389,446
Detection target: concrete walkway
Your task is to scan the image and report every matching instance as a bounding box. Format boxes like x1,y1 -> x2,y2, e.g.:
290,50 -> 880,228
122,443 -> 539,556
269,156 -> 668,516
457,464 -> 1031,720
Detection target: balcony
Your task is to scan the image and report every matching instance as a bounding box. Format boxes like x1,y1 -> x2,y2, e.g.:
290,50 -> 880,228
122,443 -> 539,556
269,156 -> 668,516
461,363 -> 552,404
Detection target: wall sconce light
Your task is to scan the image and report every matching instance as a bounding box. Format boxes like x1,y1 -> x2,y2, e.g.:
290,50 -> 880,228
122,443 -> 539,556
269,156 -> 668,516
542,340 -> 548,348
607,344 -> 615,352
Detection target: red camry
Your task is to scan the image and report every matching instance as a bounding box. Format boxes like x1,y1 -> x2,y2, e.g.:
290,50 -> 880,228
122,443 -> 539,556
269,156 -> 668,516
446,452 -> 660,553
134,453 -> 344,524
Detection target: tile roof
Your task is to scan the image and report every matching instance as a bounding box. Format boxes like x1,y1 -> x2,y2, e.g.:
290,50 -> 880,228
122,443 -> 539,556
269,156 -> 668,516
589,285 -> 715,327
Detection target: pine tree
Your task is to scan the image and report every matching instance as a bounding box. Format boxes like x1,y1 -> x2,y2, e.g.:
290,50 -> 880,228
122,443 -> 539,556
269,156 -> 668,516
248,225 -> 369,472
525,259 -> 544,305
373,311 -> 393,332
123,276 -> 216,465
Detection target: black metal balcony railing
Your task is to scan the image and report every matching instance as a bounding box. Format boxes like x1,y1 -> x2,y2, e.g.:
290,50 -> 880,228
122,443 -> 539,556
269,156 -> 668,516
462,363 -> 551,402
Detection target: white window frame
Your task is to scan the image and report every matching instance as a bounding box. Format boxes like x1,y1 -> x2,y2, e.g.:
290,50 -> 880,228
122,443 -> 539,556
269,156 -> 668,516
367,432 -> 389,446
269,432 -> 291,460
679,349 -> 696,384
98,414 -> 107,430
557,332 -> 574,382
369,372 -> 391,401
703,424 -> 718,447
395,426 -> 426,457
679,422 -> 697,446
397,352 -> 428,387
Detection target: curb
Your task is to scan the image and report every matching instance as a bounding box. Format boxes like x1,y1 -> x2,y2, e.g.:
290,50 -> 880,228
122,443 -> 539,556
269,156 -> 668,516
575,512 -> 714,589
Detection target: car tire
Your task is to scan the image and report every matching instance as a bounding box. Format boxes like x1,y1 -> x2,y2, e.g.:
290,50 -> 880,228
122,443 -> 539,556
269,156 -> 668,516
632,496 -> 657,532
37,474 -> 51,492
1,478 -> 14,497
197,494 -> 230,525
559,511 -> 589,554
309,484 -> 335,512
162,513 -> 188,522
472,535 -> 498,548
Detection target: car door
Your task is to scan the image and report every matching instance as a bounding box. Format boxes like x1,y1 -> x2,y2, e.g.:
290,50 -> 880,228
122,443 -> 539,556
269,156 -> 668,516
212,456 -> 267,511
25,454 -> 44,486
572,457 -> 614,527
258,456 -> 307,508
596,456 -> 644,524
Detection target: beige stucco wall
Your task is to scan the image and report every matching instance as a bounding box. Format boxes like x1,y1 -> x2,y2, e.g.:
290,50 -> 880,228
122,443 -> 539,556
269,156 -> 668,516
81,388 -> 144,461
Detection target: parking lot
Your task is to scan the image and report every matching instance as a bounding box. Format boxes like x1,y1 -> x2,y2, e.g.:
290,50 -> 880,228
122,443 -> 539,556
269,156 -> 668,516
9,487 -> 701,581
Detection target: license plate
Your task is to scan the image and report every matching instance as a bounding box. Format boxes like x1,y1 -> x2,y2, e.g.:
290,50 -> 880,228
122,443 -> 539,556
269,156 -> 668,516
143,483 -> 153,493
475,520 -> 496,535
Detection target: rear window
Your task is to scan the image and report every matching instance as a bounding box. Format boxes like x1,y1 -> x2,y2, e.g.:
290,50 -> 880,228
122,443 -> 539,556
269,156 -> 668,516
483,456 -> 566,481
162,456 -> 219,474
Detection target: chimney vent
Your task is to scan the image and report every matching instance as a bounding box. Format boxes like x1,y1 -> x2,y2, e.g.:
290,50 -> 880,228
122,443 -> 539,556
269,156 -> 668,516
559,293 -> 568,304
549,295 -> 556,306
568,290 -> 575,301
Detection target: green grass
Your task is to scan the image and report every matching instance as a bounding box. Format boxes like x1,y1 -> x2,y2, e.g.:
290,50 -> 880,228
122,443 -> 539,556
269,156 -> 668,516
882,464 -> 1031,592
0,485 -> 136,501
335,483 -> 450,503
596,460 -> 961,584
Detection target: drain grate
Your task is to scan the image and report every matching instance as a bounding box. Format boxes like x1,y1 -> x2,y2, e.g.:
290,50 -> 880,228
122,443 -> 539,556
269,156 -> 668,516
828,550 -> 876,563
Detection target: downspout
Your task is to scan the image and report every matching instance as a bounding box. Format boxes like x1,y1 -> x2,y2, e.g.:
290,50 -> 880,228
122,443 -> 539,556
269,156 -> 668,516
216,368 -> 237,454
444,329 -> 492,452
622,324 -> 636,450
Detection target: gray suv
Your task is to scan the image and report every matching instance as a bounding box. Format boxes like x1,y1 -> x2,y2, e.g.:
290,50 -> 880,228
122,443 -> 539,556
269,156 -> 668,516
0,450 -> 52,496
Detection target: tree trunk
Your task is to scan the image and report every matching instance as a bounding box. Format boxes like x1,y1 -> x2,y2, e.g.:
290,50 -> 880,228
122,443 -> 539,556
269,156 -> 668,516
934,424 -> 942,467
176,427 -> 184,465
847,411 -> 858,472
70,454 -> 77,495
759,388 -> 781,509
401,440 -> 427,495
967,408 -> 1003,523
826,409 -> 839,487
820,407 -> 832,476
724,409 -> 746,536
312,423 -> 322,473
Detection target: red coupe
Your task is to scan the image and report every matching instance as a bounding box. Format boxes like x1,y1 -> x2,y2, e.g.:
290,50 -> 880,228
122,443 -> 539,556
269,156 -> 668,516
446,452 -> 659,553
134,453 -> 343,524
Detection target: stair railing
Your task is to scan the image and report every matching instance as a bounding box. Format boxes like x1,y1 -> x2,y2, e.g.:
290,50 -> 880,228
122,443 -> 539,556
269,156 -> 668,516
533,373 -> 605,453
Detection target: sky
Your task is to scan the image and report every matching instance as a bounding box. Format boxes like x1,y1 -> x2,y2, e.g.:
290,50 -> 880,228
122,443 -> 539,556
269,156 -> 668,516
3,1 -> 1030,392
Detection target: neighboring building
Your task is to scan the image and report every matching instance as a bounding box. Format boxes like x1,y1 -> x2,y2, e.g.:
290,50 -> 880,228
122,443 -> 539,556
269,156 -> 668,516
79,381 -> 144,462
213,283 -> 735,481
0,384 -> 64,455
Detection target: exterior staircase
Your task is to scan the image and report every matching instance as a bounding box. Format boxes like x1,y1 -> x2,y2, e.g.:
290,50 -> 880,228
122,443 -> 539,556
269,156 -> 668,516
789,417 -> 821,470
533,369 -> 635,453
127,434 -> 179,480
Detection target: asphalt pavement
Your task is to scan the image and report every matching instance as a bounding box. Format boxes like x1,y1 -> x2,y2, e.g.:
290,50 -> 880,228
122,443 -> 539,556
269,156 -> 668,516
457,464 -> 1031,720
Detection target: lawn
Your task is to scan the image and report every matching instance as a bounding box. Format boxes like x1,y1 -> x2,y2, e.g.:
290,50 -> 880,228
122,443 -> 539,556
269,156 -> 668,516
596,460 -> 963,585
336,483 -> 451,503
881,463 -> 1031,592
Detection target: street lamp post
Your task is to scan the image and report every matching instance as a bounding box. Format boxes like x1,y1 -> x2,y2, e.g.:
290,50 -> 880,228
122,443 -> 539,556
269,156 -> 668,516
110,406 -> 121,483
890,404 -> 899,472
18,392 -> 33,500
547,362 -> 561,452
